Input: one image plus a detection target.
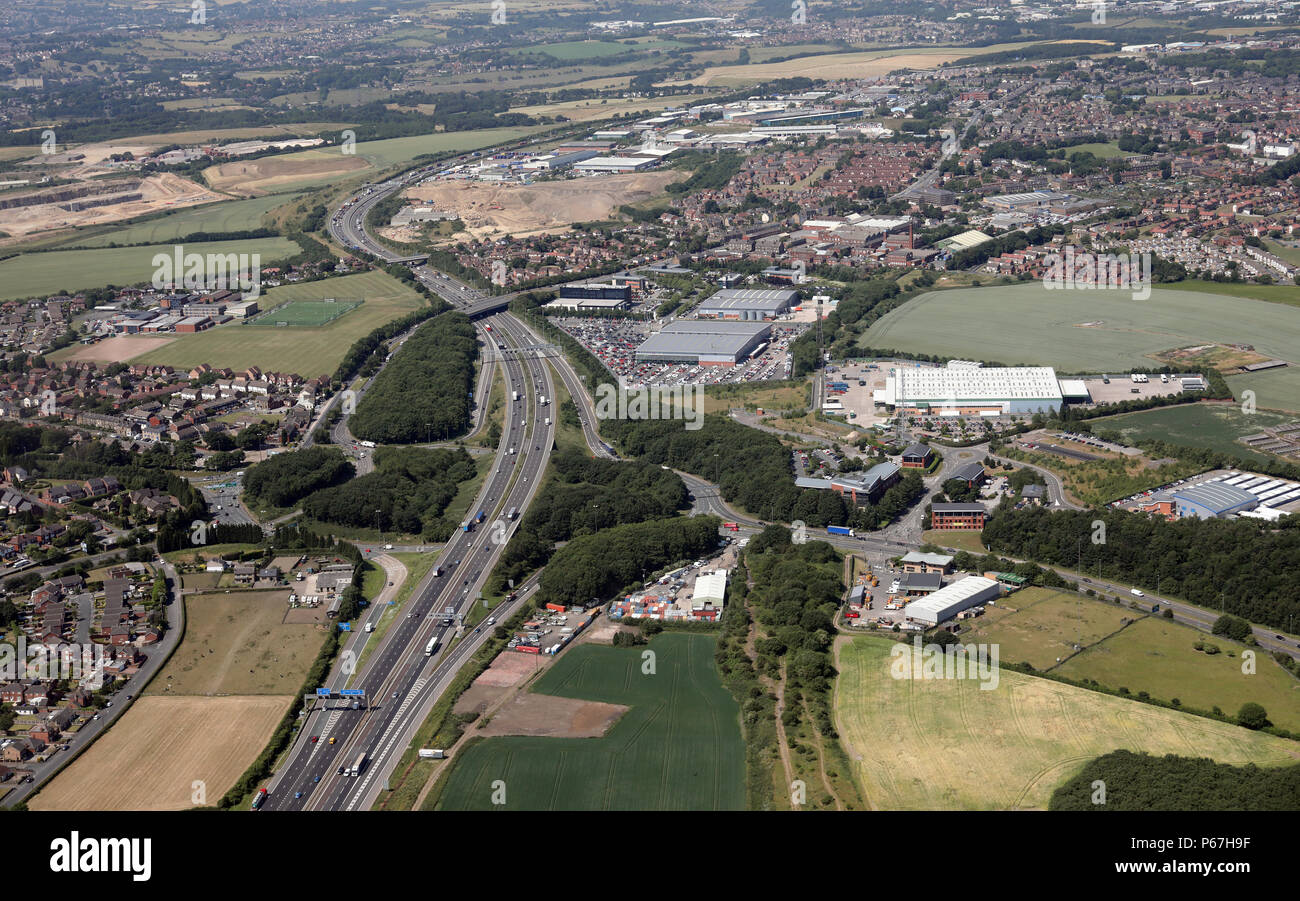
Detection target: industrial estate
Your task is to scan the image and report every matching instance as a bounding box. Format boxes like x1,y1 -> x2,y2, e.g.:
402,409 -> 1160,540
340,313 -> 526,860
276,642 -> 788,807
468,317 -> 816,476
0,0 -> 1297,862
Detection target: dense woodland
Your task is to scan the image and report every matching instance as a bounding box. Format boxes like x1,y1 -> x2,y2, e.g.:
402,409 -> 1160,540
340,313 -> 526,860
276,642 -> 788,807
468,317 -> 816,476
242,446 -> 354,509
302,446 -> 477,540
603,415 -> 923,530
535,515 -> 721,607
349,312 -> 477,444
982,506 -> 1300,630
1049,750 -> 1300,811
486,450 -> 689,594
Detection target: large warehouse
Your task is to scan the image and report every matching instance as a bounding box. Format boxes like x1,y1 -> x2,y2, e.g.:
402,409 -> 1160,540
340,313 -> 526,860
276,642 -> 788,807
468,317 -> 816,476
874,364 -> 1064,415
906,576 -> 1002,627
635,320 -> 771,366
1170,483 -> 1259,519
696,288 -> 798,320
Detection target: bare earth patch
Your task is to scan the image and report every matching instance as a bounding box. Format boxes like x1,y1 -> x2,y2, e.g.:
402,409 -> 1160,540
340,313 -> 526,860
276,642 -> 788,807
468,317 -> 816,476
391,171 -> 683,240
52,335 -> 175,364
205,151 -> 371,196
477,692 -> 629,739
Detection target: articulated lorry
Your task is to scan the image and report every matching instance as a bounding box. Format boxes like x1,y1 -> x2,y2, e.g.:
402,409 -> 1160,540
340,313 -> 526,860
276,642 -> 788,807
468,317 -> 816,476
827,526 -> 856,537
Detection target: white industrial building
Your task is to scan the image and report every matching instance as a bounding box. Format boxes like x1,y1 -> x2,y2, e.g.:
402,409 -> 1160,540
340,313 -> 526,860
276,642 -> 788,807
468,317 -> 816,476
874,364 -> 1064,416
573,156 -> 658,174
906,576 -> 1001,626
691,570 -> 728,614
695,288 -> 798,320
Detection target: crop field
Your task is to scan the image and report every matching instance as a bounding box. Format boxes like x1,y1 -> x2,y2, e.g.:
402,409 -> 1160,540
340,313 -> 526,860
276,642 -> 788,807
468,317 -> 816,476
1055,617 -> 1300,732
29,696 -> 289,810
127,269 -> 425,376
1091,403 -> 1295,461
1227,367 -> 1300,414
834,637 -> 1300,810
956,588 -> 1137,671
0,237 -> 300,301
148,589 -> 327,696
345,125 -> 548,169
248,298 -> 361,327
56,194 -> 298,249
434,633 -> 745,810
520,39 -> 686,60
205,148 -> 372,195
861,283 -> 1300,370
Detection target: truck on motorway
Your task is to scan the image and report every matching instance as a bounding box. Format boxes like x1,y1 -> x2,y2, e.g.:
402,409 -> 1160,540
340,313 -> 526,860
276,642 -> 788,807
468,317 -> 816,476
425,637 -> 439,656
461,521 -> 472,533
723,522 -> 740,531
349,751 -> 367,777
475,510 -> 486,523
827,526 -> 856,537
251,788 -> 268,810
544,417 -> 551,427
539,395 -> 548,406
432,565 -> 443,577
507,507 -> 518,520
512,391 -> 519,402
365,622 -> 374,633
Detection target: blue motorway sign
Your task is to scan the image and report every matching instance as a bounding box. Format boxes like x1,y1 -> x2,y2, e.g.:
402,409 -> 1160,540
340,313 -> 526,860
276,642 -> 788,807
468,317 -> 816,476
316,688 -> 331,697
339,623 -> 352,632
339,689 -> 365,697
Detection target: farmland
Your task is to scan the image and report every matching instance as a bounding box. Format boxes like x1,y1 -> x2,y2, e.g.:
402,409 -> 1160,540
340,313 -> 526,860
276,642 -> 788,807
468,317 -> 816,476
955,587 -> 1137,671
0,237 -> 300,302
54,194 -> 299,249
148,588 -> 327,696
124,269 -> 426,376
433,633 -> 745,810
1055,616 -> 1300,732
1091,403 -> 1295,462
860,283 -> 1300,371
28,696 -> 289,810
834,637 -> 1300,810
1227,367 -> 1300,414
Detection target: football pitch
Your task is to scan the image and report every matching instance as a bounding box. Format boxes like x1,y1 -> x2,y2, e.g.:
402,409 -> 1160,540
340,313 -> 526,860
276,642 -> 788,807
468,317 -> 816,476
434,633 -> 745,811
247,298 -> 361,327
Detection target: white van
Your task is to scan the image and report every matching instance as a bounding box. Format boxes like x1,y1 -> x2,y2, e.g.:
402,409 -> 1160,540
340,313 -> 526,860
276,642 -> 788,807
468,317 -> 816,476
1130,588 -> 1145,598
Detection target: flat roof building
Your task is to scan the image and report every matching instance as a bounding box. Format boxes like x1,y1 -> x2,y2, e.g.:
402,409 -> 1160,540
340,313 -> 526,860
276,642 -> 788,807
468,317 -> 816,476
876,365 -> 1063,416
1171,483 -> 1259,519
635,320 -> 771,366
696,288 -> 798,320
906,576 -> 1001,626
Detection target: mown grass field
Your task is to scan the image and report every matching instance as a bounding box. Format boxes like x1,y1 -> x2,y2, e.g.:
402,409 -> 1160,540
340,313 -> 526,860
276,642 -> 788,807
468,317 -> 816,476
55,194 -> 298,249
127,269 -> 425,376
249,298 -> 361,327
956,587 -> 1137,671
1055,616 -> 1300,732
1091,403 -> 1294,461
0,237 -> 300,301
835,637 -> 1300,810
435,633 -> 745,810
860,283 -> 1300,370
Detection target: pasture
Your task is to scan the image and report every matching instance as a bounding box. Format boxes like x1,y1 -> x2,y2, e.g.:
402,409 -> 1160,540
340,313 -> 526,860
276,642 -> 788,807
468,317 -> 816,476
29,696 -> 289,810
956,587 -> 1136,671
860,283 -> 1300,370
1055,616 -> 1300,732
834,637 -> 1300,810
0,237 -> 300,301
56,194 -> 298,249
148,589 -> 326,696
1227,368 -> 1300,414
434,633 -> 745,810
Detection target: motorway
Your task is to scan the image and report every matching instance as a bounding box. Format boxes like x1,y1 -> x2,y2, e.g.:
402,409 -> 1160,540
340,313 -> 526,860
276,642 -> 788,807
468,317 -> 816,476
264,312 -> 554,810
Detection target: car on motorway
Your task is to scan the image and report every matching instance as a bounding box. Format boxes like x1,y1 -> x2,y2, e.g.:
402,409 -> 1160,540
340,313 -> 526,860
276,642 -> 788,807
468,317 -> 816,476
311,736 -> 318,743
391,691 -> 398,699
295,792 -> 303,799
314,776 -> 320,783
329,737 -> 336,744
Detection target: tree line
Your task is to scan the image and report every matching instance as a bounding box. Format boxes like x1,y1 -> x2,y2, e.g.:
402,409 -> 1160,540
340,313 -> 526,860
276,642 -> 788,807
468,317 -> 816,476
242,445 -> 355,509
1049,750 -> 1300,810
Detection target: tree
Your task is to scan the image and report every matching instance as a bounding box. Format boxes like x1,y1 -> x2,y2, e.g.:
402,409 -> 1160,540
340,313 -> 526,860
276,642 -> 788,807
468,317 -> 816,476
1236,702 -> 1270,730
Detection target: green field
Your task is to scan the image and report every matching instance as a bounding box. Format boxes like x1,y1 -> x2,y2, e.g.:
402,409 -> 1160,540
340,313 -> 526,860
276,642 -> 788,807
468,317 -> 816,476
861,283 -> 1300,370
521,39 -> 686,60
957,587 -> 1136,671
248,298 -> 360,327
835,637 -> 1300,810
1055,617 -> 1300,732
333,126 -> 546,170
55,194 -> 298,249
435,633 -> 745,810
1064,141 -> 1127,159
127,269 -> 425,376
1092,403 -> 1296,460
0,237 -> 301,302
1227,367 -> 1300,414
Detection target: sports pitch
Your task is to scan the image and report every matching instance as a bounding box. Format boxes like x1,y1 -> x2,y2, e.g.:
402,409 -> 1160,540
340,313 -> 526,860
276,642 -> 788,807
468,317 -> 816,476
434,633 -> 745,810
248,298 -> 361,327
860,283 -> 1300,370
834,637 -> 1300,810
